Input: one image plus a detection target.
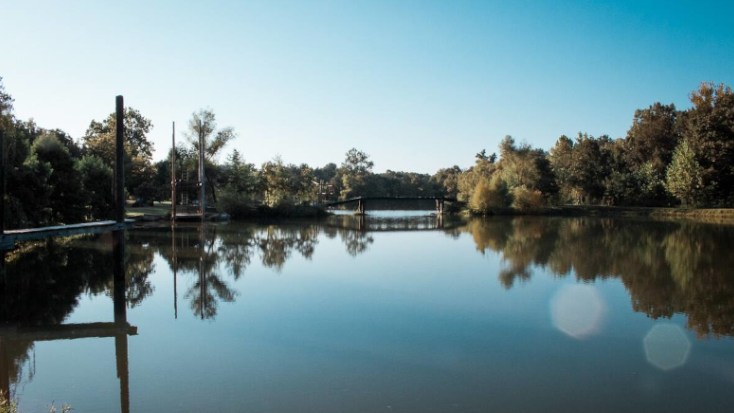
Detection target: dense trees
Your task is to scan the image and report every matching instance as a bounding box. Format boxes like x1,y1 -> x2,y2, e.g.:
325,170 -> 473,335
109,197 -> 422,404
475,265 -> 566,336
457,81 -> 734,211
625,103 -> 680,175
2,76 -> 734,226
84,107 -> 155,201
680,82 -> 734,205
1,77 -> 114,228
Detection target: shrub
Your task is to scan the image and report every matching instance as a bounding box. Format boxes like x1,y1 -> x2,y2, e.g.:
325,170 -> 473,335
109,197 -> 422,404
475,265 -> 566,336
469,174 -> 511,214
512,185 -> 545,211
217,189 -> 255,219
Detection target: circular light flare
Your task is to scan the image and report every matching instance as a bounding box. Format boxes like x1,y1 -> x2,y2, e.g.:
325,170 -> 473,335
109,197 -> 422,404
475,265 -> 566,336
550,284 -> 605,339
643,323 -> 691,371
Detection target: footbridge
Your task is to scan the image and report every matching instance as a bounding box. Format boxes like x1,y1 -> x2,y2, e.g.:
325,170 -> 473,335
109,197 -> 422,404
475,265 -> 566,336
321,196 -> 460,214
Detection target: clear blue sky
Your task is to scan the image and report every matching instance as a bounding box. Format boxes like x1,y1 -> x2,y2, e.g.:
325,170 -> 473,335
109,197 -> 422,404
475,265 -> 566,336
3,0 -> 733,173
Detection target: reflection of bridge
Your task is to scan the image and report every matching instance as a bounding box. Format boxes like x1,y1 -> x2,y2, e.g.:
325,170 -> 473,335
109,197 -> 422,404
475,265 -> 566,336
322,197 -> 460,214
0,231 -> 135,413
323,214 -> 463,232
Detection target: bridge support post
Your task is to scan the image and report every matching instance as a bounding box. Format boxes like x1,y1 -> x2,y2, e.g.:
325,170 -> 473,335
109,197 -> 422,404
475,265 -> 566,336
357,198 -> 365,215
436,199 -> 444,215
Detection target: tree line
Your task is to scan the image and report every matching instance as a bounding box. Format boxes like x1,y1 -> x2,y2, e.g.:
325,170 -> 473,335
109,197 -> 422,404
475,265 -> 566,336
439,82 -> 734,213
2,77 -> 733,227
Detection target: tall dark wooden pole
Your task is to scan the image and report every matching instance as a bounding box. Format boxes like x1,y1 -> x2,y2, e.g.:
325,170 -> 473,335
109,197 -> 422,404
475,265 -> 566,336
171,121 -> 176,220
198,119 -> 205,220
115,96 -> 125,224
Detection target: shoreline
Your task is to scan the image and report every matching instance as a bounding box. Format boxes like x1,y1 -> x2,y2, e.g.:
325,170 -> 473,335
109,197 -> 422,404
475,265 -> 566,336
471,205 -> 734,224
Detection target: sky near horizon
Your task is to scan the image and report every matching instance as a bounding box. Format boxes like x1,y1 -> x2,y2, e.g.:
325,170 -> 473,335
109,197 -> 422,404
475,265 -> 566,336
2,0 -> 733,173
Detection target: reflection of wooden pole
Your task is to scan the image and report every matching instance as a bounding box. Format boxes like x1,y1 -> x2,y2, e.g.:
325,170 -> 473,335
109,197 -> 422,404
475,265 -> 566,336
0,338 -> 9,402
172,224 -> 177,320
199,227 -> 205,320
115,333 -> 130,413
113,230 -> 126,325
112,230 -> 130,413
171,122 -> 176,220
115,96 -> 125,224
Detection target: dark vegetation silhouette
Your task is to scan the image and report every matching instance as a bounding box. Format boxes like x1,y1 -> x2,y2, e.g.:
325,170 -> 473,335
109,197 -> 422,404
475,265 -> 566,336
2,77 -> 734,227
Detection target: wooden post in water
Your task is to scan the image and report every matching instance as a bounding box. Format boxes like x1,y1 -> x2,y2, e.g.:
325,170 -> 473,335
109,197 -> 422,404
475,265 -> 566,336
115,96 -> 125,224
0,337 -> 9,403
198,119 -> 205,220
171,122 -> 176,220
112,230 -> 130,413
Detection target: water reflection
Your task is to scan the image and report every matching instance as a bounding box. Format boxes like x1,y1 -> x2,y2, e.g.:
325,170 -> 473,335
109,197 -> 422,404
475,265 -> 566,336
1,213 -> 733,412
136,214 -> 463,321
0,231 -> 135,412
463,217 -> 734,339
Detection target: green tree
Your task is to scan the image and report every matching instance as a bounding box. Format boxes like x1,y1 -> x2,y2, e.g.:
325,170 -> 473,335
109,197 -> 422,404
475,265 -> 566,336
340,148 -> 380,199
32,134 -> 86,223
625,103 -> 680,175
432,166 -> 462,198
499,136 -> 557,199
549,135 -> 575,203
458,149 -> 497,202
341,148 -> 374,175
469,174 -> 510,213
680,82 -> 734,205
83,107 -> 155,201
260,157 -> 314,206
76,155 -> 114,220
568,133 -> 611,204
185,109 -> 236,204
222,149 -> 259,194
666,139 -> 707,207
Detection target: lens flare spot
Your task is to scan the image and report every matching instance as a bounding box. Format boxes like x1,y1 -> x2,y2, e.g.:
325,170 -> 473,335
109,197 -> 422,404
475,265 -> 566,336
550,284 -> 604,339
643,323 -> 691,371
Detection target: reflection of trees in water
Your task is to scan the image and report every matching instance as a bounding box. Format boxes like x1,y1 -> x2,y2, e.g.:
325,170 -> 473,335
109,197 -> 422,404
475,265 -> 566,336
0,232 -> 154,394
464,216 -> 734,338
150,218 -> 466,320
340,230 -> 374,256
256,226 -> 319,271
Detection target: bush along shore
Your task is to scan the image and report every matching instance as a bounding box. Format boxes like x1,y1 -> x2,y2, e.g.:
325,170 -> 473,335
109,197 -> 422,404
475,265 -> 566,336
465,205 -> 734,224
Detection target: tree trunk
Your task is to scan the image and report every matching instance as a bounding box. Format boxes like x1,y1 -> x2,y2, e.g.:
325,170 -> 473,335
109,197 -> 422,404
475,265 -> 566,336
206,171 -> 217,205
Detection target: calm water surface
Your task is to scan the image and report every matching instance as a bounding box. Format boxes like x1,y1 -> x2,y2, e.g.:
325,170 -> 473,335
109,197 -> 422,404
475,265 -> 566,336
2,214 -> 734,412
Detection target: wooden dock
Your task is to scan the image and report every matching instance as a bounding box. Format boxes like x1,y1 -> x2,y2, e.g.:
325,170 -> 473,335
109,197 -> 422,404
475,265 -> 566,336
0,220 -> 133,250
0,96 -> 133,252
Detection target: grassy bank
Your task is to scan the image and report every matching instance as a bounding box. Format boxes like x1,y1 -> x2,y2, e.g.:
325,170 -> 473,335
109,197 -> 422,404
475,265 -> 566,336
470,205 -> 734,224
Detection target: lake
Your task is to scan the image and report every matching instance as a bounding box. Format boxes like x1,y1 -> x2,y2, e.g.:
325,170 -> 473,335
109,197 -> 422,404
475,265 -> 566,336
2,214 -> 734,413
